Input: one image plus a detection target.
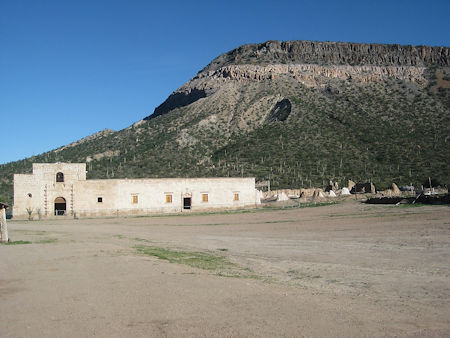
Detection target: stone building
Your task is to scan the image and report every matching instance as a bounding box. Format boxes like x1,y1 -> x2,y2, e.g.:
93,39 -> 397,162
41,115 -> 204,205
13,163 -> 259,219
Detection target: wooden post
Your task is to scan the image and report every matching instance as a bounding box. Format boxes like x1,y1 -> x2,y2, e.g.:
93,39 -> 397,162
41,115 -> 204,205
0,206 -> 8,243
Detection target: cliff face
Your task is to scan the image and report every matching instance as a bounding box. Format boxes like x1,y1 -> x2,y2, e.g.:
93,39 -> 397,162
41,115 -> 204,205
189,64 -> 427,89
203,40 -> 450,70
147,40 -> 448,121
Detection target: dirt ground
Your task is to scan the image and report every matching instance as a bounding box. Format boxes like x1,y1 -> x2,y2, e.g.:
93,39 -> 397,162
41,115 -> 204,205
1,200 -> 449,337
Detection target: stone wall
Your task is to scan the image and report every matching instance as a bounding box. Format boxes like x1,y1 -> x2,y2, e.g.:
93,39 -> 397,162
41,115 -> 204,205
13,163 -> 259,219
14,163 -> 86,218
73,177 -> 258,217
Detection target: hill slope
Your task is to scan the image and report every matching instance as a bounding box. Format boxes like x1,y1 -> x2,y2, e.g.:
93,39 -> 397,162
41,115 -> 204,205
1,40 -> 449,204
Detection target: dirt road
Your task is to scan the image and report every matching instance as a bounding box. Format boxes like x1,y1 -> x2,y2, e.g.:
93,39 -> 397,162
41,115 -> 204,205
1,201 -> 449,337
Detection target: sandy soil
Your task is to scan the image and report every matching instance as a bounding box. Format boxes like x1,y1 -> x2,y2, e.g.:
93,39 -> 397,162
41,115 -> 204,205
1,201 -> 449,337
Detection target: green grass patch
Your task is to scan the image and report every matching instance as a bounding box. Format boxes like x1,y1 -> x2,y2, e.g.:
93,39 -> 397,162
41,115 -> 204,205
134,237 -> 152,243
287,269 -> 322,280
37,238 -> 58,244
135,245 -> 269,281
135,245 -> 236,271
13,230 -> 48,235
261,201 -> 339,210
162,222 -> 230,227
215,272 -> 265,280
1,238 -> 58,245
299,201 -> 339,208
178,208 -> 260,217
1,240 -> 32,245
262,219 -> 296,224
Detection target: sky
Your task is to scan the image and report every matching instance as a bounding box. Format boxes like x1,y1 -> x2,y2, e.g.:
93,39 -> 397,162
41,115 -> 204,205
1,0 -> 449,164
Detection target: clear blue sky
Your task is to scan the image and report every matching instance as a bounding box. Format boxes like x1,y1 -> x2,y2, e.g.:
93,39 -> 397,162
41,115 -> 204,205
1,0 -> 449,164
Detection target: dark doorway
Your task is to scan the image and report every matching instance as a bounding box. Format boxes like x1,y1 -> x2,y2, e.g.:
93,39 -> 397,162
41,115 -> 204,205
54,197 -> 66,216
183,197 -> 191,210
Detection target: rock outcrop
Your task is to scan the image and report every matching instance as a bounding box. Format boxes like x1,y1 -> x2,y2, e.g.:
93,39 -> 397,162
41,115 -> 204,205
203,40 -> 449,71
144,40 -> 448,120
391,183 -> 401,195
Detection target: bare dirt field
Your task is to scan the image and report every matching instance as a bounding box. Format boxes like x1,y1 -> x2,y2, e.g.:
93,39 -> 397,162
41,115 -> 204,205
1,200 -> 449,337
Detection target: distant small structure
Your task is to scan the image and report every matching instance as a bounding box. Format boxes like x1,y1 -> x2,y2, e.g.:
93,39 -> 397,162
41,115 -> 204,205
348,180 -> 356,191
351,182 -> 376,194
0,202 -> 9,243
277,192 -> 289,202
312,189 -> 325,200
325,180 -> 339,192
399,185 -> 415,192
255,180 -> 270,192
391,183 -> 401,195
340,187 -> 351,196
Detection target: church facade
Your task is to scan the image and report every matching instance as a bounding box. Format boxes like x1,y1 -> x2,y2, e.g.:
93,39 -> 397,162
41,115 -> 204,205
13,163 -> 259,219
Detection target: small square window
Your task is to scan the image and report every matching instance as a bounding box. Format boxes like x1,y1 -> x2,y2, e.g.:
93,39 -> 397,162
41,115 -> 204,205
132,195 -> 138,204
166,194 -> 172,203
234,193 -> 239,201
202,193 -> 208,202
98,197 -> 103,203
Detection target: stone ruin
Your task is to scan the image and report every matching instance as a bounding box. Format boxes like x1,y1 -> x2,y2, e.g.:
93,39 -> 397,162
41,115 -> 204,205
325,180 -> 339,192
350,182 -> 376,194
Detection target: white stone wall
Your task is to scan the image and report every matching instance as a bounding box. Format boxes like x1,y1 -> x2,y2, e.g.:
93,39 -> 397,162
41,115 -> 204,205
13,163 -> 258,218
73,177 -> 257,217
14,163 -> 86,218
13,174 -> 43,219
32,163 -> 86,182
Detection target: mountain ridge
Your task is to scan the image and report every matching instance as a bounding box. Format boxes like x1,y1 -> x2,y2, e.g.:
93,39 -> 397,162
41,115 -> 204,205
1,39 -> 449,205
147,40 -> 448,121
202,40 -> 449,71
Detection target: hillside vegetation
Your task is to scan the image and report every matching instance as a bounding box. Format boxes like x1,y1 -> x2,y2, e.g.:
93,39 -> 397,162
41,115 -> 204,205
1,40 -> 449,205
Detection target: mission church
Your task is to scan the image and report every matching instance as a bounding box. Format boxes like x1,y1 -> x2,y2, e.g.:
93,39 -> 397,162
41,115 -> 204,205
13,163 -> 260,219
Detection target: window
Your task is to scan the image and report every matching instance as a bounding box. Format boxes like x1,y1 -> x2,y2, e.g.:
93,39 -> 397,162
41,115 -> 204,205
202,193 -> 208,202
234,193 -> 239,201
132,195 -> 138,204
166,194 -> 172,203
98,197 -> 103,203
56,172 -> 64,182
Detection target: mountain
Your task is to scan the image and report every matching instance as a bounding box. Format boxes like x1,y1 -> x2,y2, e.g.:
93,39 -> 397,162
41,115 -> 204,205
1,40 -> 449,205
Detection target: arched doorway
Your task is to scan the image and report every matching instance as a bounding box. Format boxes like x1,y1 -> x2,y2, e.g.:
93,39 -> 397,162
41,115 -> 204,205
54,197 -> 66,216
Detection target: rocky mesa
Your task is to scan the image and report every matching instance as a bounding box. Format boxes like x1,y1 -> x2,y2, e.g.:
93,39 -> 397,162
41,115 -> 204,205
0,40 -> 449,204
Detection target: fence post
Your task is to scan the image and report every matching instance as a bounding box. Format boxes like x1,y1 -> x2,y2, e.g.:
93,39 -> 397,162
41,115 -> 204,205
0,206 -> 8,243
